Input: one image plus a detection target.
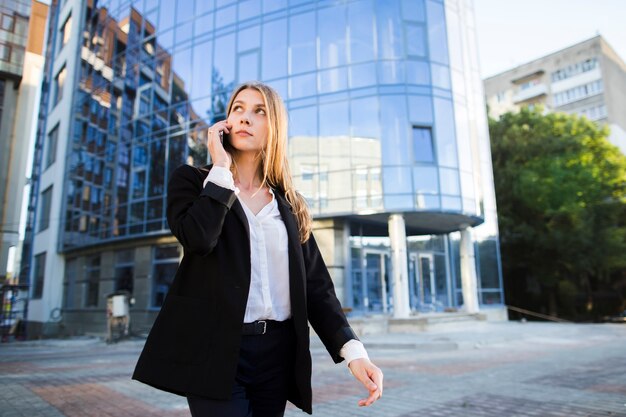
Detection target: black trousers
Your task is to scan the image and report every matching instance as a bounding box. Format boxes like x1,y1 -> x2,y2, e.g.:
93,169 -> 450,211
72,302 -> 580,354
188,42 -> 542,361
187,321 -> 296,417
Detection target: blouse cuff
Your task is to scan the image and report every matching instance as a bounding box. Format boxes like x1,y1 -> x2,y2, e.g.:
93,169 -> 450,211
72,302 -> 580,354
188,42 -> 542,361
204,166 -> 240,195
339,339 -> 369,366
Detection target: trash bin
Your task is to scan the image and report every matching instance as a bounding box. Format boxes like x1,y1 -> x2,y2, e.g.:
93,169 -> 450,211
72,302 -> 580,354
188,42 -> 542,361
106,290 -> 131,343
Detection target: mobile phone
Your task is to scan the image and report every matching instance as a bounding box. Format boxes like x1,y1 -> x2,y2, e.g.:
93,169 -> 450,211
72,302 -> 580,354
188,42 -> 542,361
220,130 -> 232,150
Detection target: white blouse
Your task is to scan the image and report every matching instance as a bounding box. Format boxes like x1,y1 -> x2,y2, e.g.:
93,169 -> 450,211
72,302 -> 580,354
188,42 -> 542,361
204,166 -> 368,364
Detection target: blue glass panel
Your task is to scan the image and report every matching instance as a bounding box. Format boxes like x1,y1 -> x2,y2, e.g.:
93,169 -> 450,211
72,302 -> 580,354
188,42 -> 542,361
433,97 -> 458,167
375,0 -> 403,60
319,100 -> 349,137
238,50 -> 259,82
318,5 -> 347,69
262,18 -> 287,80
416,194 -> 440,209
380,95 -> 410,166
289,12 -> 316,74
431,63 -> 451,89
194,12 -> 214,37
406,60 -> 430,85
289,73 -> 316,99
213,34 -> 236,87
318,67 -> 347,94
175,21 -> 193,45
172,47 -> 192,93
383,168 -> 413,208
263,0 -> 287,13
159,1 -> 175,31
350,96 -> 380,139
412,166 -> 438,193
349,63 -> 377,89
216,4 -> 236,28
405,23 -> 426,57
441,195 -> 461,211
176,0 -> 194,22
238,25 -> 260,52
238,0 -> 261,21
439,167 -> 460,195
348,0 -> 375,64
401,0 -> 426,21
378,61 -> 404,84
191,40 -> 212,100
289,106 -> 318,137
426,0 -> 449,64
196,0 -> 215,15
408,95 -> 433,125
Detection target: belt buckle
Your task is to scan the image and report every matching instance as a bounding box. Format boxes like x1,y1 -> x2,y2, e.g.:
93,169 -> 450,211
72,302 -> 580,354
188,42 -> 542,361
258,320 -> 267,335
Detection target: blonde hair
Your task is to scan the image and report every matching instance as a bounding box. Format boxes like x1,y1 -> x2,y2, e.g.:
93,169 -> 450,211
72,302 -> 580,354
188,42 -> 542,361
226,81 -> 312,243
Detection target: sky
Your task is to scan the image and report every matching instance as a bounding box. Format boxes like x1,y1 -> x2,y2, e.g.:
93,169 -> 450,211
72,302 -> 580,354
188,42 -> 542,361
473,0 -> 626,78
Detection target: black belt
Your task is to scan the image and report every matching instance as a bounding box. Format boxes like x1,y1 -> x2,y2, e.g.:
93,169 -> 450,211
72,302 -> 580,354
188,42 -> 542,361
242,319 -> 291,335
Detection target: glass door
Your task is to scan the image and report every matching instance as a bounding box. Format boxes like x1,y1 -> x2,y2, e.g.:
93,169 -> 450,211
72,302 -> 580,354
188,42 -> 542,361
409,252 -> 437,312
351,250 -> 391,313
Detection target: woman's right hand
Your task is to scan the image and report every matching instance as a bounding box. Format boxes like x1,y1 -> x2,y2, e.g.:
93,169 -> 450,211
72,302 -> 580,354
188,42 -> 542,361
207,120 -> 232,168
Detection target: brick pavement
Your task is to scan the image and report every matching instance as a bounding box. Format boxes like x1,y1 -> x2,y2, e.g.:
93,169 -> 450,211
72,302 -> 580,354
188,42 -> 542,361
1,322 -> 625,417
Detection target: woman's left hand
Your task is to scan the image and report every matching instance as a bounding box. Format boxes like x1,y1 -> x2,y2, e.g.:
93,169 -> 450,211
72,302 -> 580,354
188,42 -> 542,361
348,358 -> 384,407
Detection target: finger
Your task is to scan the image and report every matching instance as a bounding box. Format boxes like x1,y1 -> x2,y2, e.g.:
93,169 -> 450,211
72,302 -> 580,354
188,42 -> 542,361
371,368 -> 383,396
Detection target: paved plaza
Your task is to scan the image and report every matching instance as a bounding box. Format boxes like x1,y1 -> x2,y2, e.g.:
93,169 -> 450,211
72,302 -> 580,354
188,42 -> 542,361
1,321 -> 625,417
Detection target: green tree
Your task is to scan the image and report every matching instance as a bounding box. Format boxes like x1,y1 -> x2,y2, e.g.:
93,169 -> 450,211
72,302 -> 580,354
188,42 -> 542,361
489,107 -> 626,319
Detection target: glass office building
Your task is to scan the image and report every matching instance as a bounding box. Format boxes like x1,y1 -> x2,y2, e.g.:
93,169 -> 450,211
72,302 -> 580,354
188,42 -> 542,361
23,0 -> 504,334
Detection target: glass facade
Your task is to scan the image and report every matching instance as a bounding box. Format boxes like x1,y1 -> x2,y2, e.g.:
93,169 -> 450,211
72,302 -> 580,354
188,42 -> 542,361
26,0 -> 503,325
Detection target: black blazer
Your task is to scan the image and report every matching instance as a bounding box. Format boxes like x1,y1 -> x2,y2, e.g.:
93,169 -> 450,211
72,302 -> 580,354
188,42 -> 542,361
132,164 -> 358,414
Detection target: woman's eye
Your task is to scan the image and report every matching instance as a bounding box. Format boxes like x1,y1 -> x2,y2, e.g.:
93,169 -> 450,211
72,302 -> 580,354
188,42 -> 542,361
257,108 -> 266,115
233,105 -> 243,111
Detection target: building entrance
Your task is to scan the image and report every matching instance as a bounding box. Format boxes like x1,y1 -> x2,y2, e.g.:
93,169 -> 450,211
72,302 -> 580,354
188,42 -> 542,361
409,252 -> 441,312
351,250 -> 391,313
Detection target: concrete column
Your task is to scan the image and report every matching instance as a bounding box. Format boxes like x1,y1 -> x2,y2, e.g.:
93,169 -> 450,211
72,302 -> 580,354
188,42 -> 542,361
312,219 -> 348,305
388,214 -> 410,318
460,225 -> 480,313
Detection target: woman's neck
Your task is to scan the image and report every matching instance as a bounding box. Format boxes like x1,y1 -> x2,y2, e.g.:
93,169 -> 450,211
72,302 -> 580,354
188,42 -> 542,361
232,152 -> 264,191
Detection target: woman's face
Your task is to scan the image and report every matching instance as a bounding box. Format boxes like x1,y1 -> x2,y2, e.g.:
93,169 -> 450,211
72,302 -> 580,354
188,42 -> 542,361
227,88 -> 269,153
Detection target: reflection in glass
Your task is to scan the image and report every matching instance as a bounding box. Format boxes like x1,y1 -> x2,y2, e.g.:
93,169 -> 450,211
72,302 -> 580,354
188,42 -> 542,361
348,0 -> 375,64
318,5 -> 347,69
289,12 -> 316,74
404,24 -> 426,57
262,19 -> 287,80
433,98 -> 458,168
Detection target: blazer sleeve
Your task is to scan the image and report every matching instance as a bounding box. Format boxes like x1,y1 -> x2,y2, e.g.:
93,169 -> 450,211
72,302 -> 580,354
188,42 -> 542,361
166,164 -> 237,256
302,233 -> 359,363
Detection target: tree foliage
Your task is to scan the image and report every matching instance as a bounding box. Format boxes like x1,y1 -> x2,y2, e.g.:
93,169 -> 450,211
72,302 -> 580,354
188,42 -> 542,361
489,107 -> 626,319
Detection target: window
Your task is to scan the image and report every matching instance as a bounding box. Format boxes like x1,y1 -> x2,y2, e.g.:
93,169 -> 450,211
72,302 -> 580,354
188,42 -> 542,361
46,124 -> 59,168
1,14 -> 14,32
519,78 -> 540,91
85,256 -> 100,307
115,250 -> 134,293
413,127 -> 435,163
152,245 -> 180,307
551,58 -> 598,82
32,252 -> 46,299
54,66 -> 67,106
59,14 -> 72,51
38,186 -> 53,232
553,80 -> 603,106
0,43 -> 10,62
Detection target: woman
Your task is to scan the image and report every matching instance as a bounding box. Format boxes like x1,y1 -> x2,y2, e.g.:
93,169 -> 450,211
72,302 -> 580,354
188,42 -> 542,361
133,82 -> 383,416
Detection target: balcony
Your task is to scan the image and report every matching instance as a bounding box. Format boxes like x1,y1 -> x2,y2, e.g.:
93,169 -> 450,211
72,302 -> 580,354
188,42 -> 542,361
513,83 -> 547,104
